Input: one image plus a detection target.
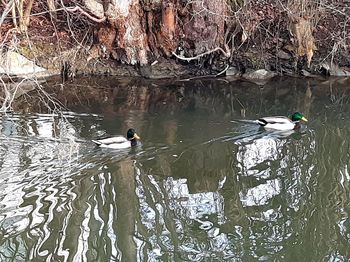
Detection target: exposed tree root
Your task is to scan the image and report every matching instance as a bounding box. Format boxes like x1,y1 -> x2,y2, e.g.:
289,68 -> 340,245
172,47 -> 231,62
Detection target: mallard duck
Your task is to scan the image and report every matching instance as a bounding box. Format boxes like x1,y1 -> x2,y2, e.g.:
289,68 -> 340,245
92,128 -> 141,149
257,112 -> 308,131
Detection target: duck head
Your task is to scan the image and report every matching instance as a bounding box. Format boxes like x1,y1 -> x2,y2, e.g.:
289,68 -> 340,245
291,112 -> 308,122
127,128 -> 140,146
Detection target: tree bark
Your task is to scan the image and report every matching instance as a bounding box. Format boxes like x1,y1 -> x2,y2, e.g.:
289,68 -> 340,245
103,0 -> 149,65
157,2 -> 177,56
182,0 -> 227,56
83,0 -> 228,65
23,0 -> 34,31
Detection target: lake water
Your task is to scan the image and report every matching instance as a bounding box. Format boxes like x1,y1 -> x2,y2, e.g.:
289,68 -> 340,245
0,76 -> 349,261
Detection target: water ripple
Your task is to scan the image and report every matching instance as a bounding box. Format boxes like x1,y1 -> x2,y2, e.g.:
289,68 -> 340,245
1,86 -> 350,261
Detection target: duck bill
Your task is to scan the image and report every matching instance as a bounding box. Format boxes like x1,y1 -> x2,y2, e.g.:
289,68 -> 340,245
133,134 -> 140,140
301,116 -> 308,122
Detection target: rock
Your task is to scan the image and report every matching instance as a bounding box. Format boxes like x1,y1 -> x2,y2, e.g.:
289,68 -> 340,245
226,66 -> 242,77
139,65 -> 152,79
242,69 -> 277,85
301,69 -> 319,77
277,50 -> 292,60
320,62 -> 350,76
0,51 -> 48,77
83,0 -> 104,19
243,69 -> 277,80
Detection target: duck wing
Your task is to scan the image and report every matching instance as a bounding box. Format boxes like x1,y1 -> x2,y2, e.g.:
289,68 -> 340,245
92,136 -> 128,145
99,141 -> 131,149
257,116 -> 295,130
257,116 -> 291,126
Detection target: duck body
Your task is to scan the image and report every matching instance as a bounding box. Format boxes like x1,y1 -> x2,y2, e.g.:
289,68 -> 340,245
92,136 -> 132,149
257,116 -> 297,130
257,112 -> 308,131
92,128 -> 140,149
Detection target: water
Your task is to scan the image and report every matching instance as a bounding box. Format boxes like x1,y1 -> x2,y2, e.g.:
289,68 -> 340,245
0,76 -> 349,261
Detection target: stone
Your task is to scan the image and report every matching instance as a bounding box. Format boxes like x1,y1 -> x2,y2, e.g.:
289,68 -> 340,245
0,51 -> 48,77
242,69 -> 277,86
83,0 -> 104,19
243,69 -> 277,80
277,50 -> 292,60
301,69 -> 318,77
320,62 -> 350,76
226,66 -> 242,77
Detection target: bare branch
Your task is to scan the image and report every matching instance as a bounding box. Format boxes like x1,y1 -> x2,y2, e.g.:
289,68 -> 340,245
0,0 -> 14,26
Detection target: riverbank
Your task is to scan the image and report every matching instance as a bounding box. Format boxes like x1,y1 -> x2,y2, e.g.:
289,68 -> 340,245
0,1 -> 349,80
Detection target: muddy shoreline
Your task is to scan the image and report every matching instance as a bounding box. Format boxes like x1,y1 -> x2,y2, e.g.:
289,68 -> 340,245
1,41 -> 349,81
1,0 -> 350,81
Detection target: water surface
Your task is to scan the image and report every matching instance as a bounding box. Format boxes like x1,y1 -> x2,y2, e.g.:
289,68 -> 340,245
0,76 -> 349,261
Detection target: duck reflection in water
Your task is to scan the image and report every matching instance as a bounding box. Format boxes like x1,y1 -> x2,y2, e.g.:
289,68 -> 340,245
227,114 -> 310,208
229,111 -> 309,144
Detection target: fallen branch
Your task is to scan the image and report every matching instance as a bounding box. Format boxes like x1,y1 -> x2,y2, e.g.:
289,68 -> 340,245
172,46 -> 231,62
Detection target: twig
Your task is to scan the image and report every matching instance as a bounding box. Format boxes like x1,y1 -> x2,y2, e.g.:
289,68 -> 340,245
0,0 -> 14,26
0,76 -> 24,112
317,2 -> 347,16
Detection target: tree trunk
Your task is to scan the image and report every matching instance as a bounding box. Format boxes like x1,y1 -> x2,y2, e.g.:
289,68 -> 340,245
156,1 -> 177,56
85,0 -> 228,65
181,0 -> 227,56
13,0 -> 35,32
103,0 -> 149,65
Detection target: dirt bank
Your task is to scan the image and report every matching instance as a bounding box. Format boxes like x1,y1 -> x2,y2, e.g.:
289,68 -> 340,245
0,0 -> 349,79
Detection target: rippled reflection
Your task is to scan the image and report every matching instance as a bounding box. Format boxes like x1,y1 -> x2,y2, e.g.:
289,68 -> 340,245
0,76 -> 350,261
